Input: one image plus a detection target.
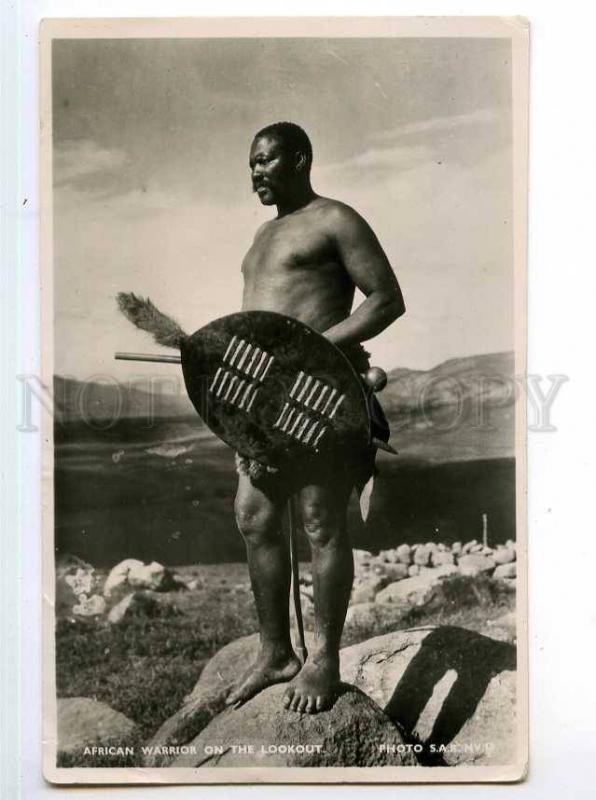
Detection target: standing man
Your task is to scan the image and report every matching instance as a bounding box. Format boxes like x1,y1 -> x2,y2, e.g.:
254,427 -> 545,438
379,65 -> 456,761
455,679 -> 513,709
227,122 -> 405,714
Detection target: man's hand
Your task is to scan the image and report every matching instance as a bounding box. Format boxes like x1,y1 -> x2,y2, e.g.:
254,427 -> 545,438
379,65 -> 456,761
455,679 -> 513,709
322,203 -> 405,348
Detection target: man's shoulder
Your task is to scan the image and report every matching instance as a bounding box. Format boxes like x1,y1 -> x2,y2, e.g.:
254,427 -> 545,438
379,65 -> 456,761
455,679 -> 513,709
310,196 -> 364,230
252,218 -> 275,240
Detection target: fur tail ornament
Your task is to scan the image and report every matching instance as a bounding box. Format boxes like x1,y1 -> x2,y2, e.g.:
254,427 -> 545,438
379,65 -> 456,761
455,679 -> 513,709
116,292 -> 188,349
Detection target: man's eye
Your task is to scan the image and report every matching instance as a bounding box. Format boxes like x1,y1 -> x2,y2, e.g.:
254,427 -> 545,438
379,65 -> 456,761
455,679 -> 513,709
250,154 -> 276,169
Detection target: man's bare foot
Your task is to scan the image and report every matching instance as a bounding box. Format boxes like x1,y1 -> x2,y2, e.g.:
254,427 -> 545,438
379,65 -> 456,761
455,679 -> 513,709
225,649 -> 301,708
282,651 -> 340,714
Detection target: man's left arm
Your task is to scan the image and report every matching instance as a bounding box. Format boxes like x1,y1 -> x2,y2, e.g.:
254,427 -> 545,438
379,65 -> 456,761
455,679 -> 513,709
323,204 -> 405,348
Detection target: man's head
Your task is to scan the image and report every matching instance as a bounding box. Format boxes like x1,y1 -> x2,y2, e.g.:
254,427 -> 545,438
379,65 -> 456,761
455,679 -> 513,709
249,122 -> 313,206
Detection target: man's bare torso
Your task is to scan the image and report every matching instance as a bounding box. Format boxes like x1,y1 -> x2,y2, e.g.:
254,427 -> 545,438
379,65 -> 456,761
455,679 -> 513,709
241,197 -> 354,334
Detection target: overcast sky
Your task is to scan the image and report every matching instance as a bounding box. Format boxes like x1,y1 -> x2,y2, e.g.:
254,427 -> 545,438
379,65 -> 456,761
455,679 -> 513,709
52,36 -> 513,379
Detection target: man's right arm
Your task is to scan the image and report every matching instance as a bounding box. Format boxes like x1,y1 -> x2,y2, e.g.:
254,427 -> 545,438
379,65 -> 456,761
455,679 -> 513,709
322,203 -> 405,348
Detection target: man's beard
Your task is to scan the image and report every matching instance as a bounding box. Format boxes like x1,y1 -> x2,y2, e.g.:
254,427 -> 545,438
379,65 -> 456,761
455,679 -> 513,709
252,181 -> 277,204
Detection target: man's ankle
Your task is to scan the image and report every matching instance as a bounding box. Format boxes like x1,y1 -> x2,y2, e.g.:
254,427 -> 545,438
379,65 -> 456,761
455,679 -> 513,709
310,641 -> 340,664
259,641 -> 295,662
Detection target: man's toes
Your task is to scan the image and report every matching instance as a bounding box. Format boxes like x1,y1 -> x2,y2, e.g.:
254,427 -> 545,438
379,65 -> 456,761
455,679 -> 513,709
282,688 -> 294,709
297,696 -> 309,713
290,693 -> 303,712
315,695 -> 325,712
227,686 -> 245,707
225,689 -> 238,706
305,697 -> 316,714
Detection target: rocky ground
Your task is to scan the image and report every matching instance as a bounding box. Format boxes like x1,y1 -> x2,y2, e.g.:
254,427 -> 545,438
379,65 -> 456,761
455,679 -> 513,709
300,539 -> 516,631
55,540 -> 517,769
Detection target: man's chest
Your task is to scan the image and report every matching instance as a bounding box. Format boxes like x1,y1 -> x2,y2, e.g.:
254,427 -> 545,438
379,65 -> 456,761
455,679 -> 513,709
242,220 -> 335,279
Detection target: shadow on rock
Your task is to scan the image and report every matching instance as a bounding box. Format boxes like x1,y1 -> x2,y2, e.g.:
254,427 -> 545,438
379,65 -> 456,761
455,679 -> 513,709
342,626 -> 516,766
386,626 -> 515,763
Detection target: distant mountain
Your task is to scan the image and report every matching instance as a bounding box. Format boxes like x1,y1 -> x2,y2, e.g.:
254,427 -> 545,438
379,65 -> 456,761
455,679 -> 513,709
380,352 -> 515,462
382,351 -> 514,415
53,375 -> 195,422
54,351 -> 516,460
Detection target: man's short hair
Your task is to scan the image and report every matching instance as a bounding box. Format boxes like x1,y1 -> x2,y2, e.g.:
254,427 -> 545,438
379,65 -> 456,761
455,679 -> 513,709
254,122 -> 313,168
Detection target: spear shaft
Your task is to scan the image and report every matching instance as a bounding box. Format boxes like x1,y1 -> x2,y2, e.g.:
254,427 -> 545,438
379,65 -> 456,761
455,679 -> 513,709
115,351 -> 181,364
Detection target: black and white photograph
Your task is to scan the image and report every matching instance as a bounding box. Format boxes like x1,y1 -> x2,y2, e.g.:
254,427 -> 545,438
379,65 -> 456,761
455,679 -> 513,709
40,16 -> 528,784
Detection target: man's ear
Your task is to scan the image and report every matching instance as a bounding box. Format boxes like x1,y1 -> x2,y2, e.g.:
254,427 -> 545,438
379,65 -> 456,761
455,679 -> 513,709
295,151 -> 307,173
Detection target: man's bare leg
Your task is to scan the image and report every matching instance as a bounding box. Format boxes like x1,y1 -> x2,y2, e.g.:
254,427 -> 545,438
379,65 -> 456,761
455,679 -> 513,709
283,479 -> 354,713
226,472 -> 301,707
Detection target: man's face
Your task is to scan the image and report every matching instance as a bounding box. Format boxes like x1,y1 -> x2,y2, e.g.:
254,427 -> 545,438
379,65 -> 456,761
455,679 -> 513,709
249,135 -> 295,205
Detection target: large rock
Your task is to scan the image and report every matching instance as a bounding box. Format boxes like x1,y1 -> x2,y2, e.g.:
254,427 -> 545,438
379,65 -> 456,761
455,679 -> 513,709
375,565 -> 459,607
194,634 -> 273,697
431,550 -> 455,568
56,554 -> 103,619
461,540 -> 478,554
375,562 -> 409,582
56,553 -> 95,584
168,684 -> 418,768
413,545 -> 432,567
144,634 -> 412,767
104,559 -> 181,598
351,575 -> 390,604
107,590 -> 179,625
147,622 -> 415,765
493,546 -> 516,565
341,627 -> 517,766
143,688 -> 230,767
103,559 -> 143,597
344,601 -> 408,634
146,632 -> 315,764
144,635 -> 256,764
458,554 -> 496,577
72,594 -> 106,617
494,562 -> 516,579
128,561 -> 177,591
57,697 -> 137,756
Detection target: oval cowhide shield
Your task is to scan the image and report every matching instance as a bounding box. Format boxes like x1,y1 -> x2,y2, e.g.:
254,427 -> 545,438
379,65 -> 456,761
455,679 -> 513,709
180,311 -> 370,471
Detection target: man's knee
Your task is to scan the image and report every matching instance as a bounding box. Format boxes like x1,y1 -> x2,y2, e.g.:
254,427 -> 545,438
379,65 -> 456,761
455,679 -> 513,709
301,501 -> 339,546
234,498 -> 278,544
